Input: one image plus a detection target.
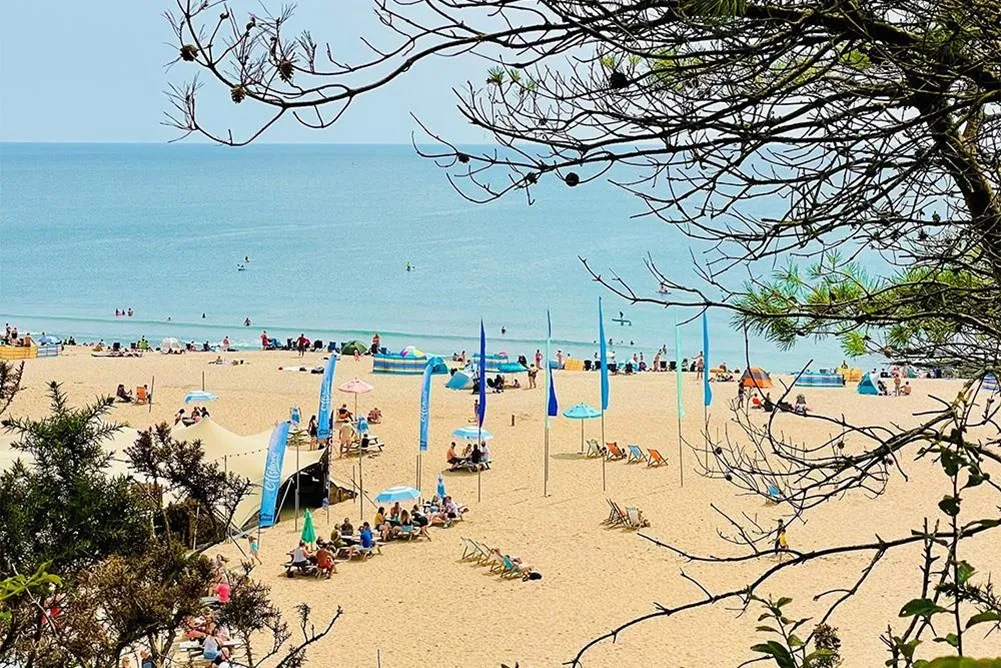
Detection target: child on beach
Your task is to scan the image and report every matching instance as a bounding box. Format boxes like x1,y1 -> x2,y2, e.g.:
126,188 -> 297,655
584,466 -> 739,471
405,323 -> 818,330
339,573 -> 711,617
248,535 -> 262,565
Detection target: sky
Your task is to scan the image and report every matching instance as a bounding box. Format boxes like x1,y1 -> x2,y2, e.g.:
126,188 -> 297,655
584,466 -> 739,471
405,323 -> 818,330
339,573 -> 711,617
0,1 -> 493,143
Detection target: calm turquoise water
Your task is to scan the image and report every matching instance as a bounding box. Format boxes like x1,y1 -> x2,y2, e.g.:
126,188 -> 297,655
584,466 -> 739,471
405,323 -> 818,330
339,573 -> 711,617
1,143 -> 847,369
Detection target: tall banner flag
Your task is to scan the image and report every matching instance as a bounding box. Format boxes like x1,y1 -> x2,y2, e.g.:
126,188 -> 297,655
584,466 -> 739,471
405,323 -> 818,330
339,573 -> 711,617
598,297 -> 609,411
316,353 -> 337,440
546,310 -> 558,421
419,362 -> 433,452
702,312 -> 713,407
675,318 -> 685,418
478,320 -> 487,428
259,421 -> 291,528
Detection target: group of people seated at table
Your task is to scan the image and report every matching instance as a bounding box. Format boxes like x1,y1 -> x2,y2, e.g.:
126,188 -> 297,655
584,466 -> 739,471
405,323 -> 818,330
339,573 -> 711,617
174,406 -> 210,426
183,611 -> 233,663
373,503 -> 433,541
446,440 -> 491,471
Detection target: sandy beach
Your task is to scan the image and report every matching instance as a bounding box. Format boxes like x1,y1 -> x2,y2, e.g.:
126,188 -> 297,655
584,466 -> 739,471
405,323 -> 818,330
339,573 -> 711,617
5,347 -> 999,667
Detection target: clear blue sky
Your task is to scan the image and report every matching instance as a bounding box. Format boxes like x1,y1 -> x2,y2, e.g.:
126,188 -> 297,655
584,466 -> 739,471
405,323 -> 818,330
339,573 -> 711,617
0,2 -> 491,143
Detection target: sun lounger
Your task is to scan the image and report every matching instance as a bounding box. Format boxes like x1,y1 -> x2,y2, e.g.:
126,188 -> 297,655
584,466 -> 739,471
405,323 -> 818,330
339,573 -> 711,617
584,439 -> 602,458
605,442 -> 626,460
626,444 -> 646,463
646,448 -> 667,467
626,507 -> 650,528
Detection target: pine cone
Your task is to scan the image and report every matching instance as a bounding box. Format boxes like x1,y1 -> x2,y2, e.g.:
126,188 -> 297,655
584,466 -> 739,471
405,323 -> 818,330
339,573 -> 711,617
278,59 -> 294,83
231,85 -> 246,104
180,44 -> 198,62
565,172 -> 580,187
609,71 -> 628,89
457,153 -> 470,164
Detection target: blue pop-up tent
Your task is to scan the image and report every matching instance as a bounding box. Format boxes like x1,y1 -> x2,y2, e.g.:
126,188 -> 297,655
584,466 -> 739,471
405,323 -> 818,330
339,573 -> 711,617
857,374 -> 879,395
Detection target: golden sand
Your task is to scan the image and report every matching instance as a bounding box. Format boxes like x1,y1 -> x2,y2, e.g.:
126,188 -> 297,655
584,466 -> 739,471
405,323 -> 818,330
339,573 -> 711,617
6,348 -> 999,666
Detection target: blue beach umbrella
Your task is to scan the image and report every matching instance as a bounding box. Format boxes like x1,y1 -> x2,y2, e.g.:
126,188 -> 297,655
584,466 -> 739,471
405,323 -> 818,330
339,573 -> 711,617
374,485 -> 422,504
452,426 -> 493,441
184,390 -> 217,404
563,402 -> 601,453
437,472 -> 446,499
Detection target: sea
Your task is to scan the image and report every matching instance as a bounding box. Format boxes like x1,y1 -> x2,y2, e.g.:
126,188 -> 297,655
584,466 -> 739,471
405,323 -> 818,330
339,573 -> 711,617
1,142 -> 855,371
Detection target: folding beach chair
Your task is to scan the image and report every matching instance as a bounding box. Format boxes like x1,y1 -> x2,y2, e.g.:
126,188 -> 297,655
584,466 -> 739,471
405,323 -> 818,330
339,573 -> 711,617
646,448 -> 668,467
602,498 -> 623,526
460,537 -> 479,560
610,501 -> 629,526
585,439 -> 605,458
626,444 -> 646,463
498,554 -> 527,579
135,386 -> 149,405
605,442 -> 627,460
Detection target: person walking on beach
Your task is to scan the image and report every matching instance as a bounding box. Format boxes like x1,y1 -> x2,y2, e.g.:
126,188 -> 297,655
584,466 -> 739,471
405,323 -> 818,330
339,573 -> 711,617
737,383 -> 746,408
527,364 -> 538,389
774,519 -> 789,560
297,333 -> 308,357
260,330 -> 269,350
696,352 -> 705,380
535,349 -> 542,369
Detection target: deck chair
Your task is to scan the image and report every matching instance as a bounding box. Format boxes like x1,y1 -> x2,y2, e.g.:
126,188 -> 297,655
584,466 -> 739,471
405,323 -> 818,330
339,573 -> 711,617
498,554 -> 526,579
626,444 -> 646,463
611,501 -> 629,526
135,386 -> 149,405
585,438 -> 605,458
626,507 -> 650,528
602,498 -> 619,526
605,442 -> 627,460
460,537 -> 479,560
646,448 -> 668,467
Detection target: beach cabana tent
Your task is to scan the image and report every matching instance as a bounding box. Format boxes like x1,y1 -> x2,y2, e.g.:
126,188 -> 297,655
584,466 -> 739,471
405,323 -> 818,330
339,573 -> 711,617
427,356 -> 449,374
472,352 -> 509,373
857,374 -> 879,395
446,369 -> 473,390
739,368 -> 773,389
796,372 -> 844,388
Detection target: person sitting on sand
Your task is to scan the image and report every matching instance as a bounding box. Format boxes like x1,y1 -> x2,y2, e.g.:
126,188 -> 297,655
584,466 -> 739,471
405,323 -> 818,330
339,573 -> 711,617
210,355 -> 224,365
903,381 -> 912,396
116,384 -> 133,403
480,441 -> 491,469
794,393 -> 808,415
367,407 -> 382,423
762,393 -> 775,412
315,544 -> 336,578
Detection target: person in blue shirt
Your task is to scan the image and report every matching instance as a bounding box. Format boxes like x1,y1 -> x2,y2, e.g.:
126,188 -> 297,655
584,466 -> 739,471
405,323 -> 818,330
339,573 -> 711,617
360,523 -> 374,548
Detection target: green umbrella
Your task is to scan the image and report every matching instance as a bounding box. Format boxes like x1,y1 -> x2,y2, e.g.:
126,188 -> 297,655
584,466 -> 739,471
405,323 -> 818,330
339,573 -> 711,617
301,509 -> 317,546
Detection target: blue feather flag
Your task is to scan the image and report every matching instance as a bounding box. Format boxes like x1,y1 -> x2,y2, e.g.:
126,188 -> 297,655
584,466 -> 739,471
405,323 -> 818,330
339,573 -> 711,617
547,310 -> 558,419
702,312 -> 712,407
478,320 -> 487,428
598,297 -> 609,411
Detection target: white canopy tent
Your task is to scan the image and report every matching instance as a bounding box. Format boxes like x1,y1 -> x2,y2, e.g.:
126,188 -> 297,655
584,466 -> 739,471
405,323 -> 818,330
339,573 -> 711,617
0,419 -> 325,528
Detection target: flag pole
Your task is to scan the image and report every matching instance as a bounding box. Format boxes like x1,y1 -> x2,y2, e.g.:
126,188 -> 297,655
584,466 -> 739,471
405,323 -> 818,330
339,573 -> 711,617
600,411 -> 606,491
295,437 -> 300,531
675,317 -> 686,487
